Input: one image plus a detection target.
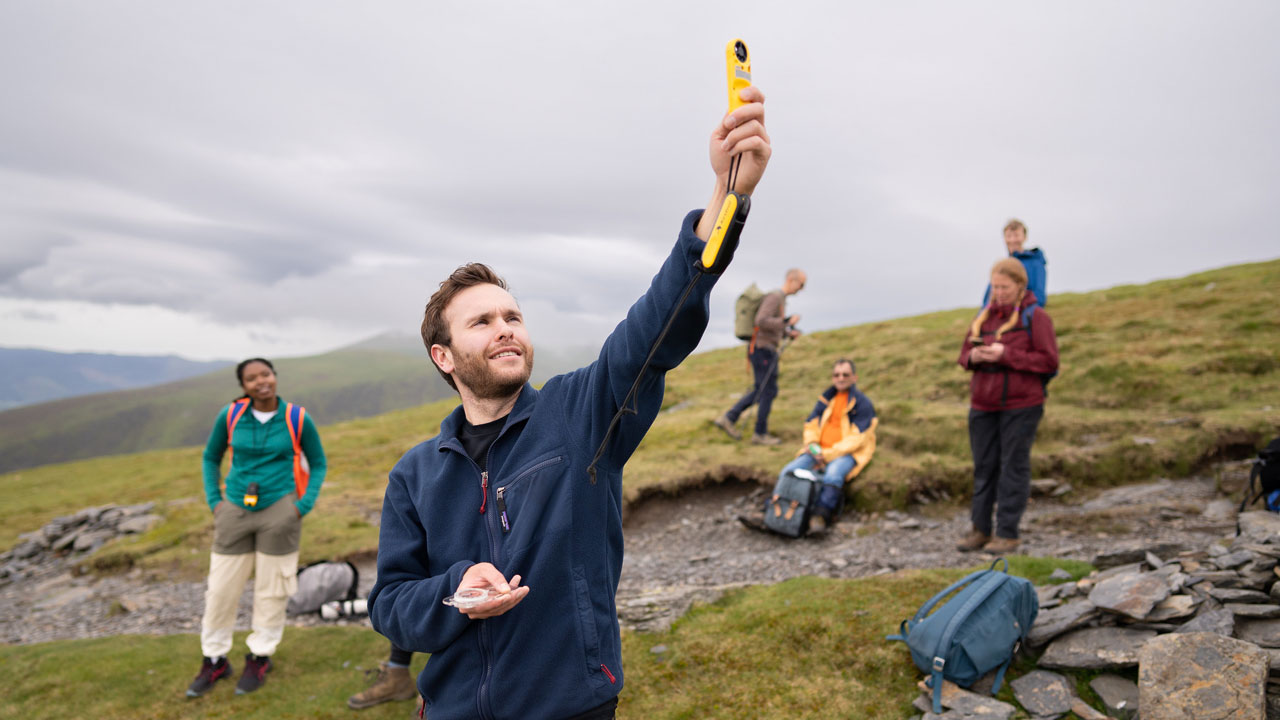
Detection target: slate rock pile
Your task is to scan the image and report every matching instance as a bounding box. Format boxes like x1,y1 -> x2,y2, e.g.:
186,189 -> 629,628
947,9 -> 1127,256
0,503 -> 161,585
909,511 -> 1280,719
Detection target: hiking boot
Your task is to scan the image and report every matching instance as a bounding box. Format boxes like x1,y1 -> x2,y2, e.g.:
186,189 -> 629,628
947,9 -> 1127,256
983,536 -> 1020,554
751,433 -> 782,446
713,414 -> 742,441
235,654 -> 272,695
808,515 -> 829,538
737,512 -> 768,532
955,529 -> 991,552
186,656 -> 233,698
348,662 -> 417,709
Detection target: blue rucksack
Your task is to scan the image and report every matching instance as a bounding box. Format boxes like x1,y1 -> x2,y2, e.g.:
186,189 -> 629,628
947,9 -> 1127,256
886,559 -> 1038,714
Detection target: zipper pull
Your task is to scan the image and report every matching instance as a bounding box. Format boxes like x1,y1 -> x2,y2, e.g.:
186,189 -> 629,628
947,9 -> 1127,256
497,487 -> 509,533
479,471 -> 488,514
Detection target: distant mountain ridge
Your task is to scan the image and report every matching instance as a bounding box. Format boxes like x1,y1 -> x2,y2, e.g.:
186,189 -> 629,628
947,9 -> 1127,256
0,333 -> 601,474
0,348 -> 230,411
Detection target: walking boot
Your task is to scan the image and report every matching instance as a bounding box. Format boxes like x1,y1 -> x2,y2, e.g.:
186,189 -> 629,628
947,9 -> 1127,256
348,661 -> 417,709
955,528 -> 991,552
186,656 -> 233,698
235,653 -> 272,695
983,536 -> 1020,554
713,414 -> 742,441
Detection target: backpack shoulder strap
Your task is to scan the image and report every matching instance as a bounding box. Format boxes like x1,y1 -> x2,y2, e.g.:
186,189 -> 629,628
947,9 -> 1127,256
928,569 -> 1011,713
284,403 -> 310,497
225,398 -> 251,438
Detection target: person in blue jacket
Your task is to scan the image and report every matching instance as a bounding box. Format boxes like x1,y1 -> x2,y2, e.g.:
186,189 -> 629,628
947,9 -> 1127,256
368,86 -> 773,720
982,219 -> 1046,310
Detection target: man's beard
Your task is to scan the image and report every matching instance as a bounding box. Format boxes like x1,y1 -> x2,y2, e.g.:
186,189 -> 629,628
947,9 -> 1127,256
451,343 -> 534,400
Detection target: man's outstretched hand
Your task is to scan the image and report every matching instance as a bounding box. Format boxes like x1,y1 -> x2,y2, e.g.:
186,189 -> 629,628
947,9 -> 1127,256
455,562 -> 530,620
698,85 -> 771,241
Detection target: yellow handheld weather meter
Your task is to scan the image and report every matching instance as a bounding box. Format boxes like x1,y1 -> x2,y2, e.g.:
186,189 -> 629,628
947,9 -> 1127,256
699,38 -> 753,275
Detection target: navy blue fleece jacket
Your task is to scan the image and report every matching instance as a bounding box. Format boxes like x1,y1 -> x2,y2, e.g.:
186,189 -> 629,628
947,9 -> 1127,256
368,210 -> 719,720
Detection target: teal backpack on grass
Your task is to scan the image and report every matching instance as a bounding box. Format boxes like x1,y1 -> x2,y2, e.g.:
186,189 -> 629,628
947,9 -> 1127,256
886,559 -> 1038,714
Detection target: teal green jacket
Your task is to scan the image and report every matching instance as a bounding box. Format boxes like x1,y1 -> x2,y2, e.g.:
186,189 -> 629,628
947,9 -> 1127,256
202,398 -> 327,516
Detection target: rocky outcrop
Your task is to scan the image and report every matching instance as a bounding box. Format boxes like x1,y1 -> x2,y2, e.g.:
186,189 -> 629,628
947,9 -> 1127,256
0,503 -> 160,585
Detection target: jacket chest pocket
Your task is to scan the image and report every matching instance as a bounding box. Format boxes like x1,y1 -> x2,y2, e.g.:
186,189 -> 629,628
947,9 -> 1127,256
495,453 -> 565,544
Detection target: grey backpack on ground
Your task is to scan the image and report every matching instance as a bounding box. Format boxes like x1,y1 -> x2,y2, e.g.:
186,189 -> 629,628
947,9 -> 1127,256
763,468 -> 822,538
287,560 -> 359,615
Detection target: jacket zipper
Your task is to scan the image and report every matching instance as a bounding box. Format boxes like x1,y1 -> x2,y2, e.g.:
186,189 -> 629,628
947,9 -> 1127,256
479,471 -> 488,514
477,444 -> 500,720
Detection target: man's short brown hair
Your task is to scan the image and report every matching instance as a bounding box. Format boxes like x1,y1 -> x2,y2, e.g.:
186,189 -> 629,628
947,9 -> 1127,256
421,263 -> 509,390
1003,218 -> 1027,236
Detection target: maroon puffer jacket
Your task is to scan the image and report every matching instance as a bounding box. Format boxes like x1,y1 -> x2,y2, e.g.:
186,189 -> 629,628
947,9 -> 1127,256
957,291 -> 1060,411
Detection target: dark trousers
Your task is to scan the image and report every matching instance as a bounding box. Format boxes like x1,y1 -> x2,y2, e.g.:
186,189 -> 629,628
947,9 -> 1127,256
726,346 -> 779,435
968,404 -> 1043,539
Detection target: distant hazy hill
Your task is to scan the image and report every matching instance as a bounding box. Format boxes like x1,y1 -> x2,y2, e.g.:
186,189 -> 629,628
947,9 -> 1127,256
0,348 -> 230,411
0,333 -> 601,474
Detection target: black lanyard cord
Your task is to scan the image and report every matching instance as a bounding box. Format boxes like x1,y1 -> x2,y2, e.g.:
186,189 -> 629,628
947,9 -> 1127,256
585,270 -> 702,484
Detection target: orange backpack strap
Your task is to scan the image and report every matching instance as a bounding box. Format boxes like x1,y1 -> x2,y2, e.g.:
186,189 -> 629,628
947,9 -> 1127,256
284,402 -> 310,498
224,399 -> 251,465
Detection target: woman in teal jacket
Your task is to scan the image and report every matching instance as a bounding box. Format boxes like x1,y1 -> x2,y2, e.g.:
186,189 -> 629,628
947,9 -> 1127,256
186,358 -> 326,698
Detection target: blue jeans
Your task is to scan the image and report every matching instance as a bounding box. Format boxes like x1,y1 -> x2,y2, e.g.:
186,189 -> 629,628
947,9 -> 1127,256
778,453 -> 856,489
726,346 -> 779,435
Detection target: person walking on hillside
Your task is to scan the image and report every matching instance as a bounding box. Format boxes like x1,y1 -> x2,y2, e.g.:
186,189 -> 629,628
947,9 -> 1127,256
186,358 -> 327,698
957,259 -> 1058,554
740,357 -> 877,536
368,85 -> 772,719
982,218 -> 1047,310
714,268 -> 805,445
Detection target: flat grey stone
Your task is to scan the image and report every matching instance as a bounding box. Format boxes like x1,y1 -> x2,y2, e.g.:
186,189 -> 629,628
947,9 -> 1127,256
1226,603 -> 1280,619
1039,627 -> 1156,670
1210,587 -> 1272,603
1010,670 -> 1074,716
1213,550 -> 1257,570
917,680 -> 1015,720
1069,699 -> 1110,720
1145,594 -> 1199,622
1175,606 -> 1235,636
72,530 -> 113,552
1097,562 -> 1145,580
1237,512 -> 1280,545
1139,632 -> 1267,720
1088,570 -> 1171,620
1190,569 -> 1244,585
1093,543 -> 1185,570
11,541 -> 40,560
1090,674 -> 1139,720
1208,543 -> 1229,557
1235,618 -> 1280,648
1146,550 -> 1165,569
1048,568 -> 1073,582
1028,600 -> 1100,646
1202,499 -> 1236,522
117,514 -> 161,534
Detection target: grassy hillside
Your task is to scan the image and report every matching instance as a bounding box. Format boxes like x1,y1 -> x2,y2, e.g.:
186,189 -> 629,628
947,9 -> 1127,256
0,260 -> 1277,578
0,348 -> 456,474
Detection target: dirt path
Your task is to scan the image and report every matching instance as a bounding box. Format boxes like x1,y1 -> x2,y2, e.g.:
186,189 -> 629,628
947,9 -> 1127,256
0,462 -> 1249,645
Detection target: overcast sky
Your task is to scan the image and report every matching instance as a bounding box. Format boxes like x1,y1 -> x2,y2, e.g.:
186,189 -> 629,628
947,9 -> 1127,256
2,2 -> 1277,362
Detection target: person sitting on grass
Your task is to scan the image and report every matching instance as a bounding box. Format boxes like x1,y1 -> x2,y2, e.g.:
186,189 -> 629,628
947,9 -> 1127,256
741,357 -> 877,535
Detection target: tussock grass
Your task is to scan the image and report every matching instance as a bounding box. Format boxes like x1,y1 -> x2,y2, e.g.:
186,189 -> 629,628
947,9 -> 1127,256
0,557 -> 1091,720
1,260 -> 1277,579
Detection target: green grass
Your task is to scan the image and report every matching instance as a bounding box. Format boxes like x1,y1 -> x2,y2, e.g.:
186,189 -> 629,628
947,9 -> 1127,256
0,557 -> 1092,720
1,260 -> 1278,580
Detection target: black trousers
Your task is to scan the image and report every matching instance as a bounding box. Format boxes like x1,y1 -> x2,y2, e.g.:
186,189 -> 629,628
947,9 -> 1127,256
968,404 -> 1044,539
726,346 -> 780,435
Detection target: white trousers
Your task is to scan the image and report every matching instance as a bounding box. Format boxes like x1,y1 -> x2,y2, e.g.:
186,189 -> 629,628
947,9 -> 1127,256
200,550 -> 299,658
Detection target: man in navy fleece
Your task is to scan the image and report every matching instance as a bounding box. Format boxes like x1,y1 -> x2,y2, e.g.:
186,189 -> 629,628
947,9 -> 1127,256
368,86 -> 772,720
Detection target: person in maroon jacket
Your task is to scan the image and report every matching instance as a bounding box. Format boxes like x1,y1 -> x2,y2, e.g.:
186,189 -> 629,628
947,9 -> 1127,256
955,257 -> 1059,554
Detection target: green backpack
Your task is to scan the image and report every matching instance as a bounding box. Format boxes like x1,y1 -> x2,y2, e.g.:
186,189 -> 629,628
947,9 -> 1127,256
734,283 -> 766,341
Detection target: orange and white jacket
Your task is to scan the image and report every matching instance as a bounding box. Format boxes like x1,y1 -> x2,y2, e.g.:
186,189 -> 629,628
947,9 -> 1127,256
798,384 -> 878,481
